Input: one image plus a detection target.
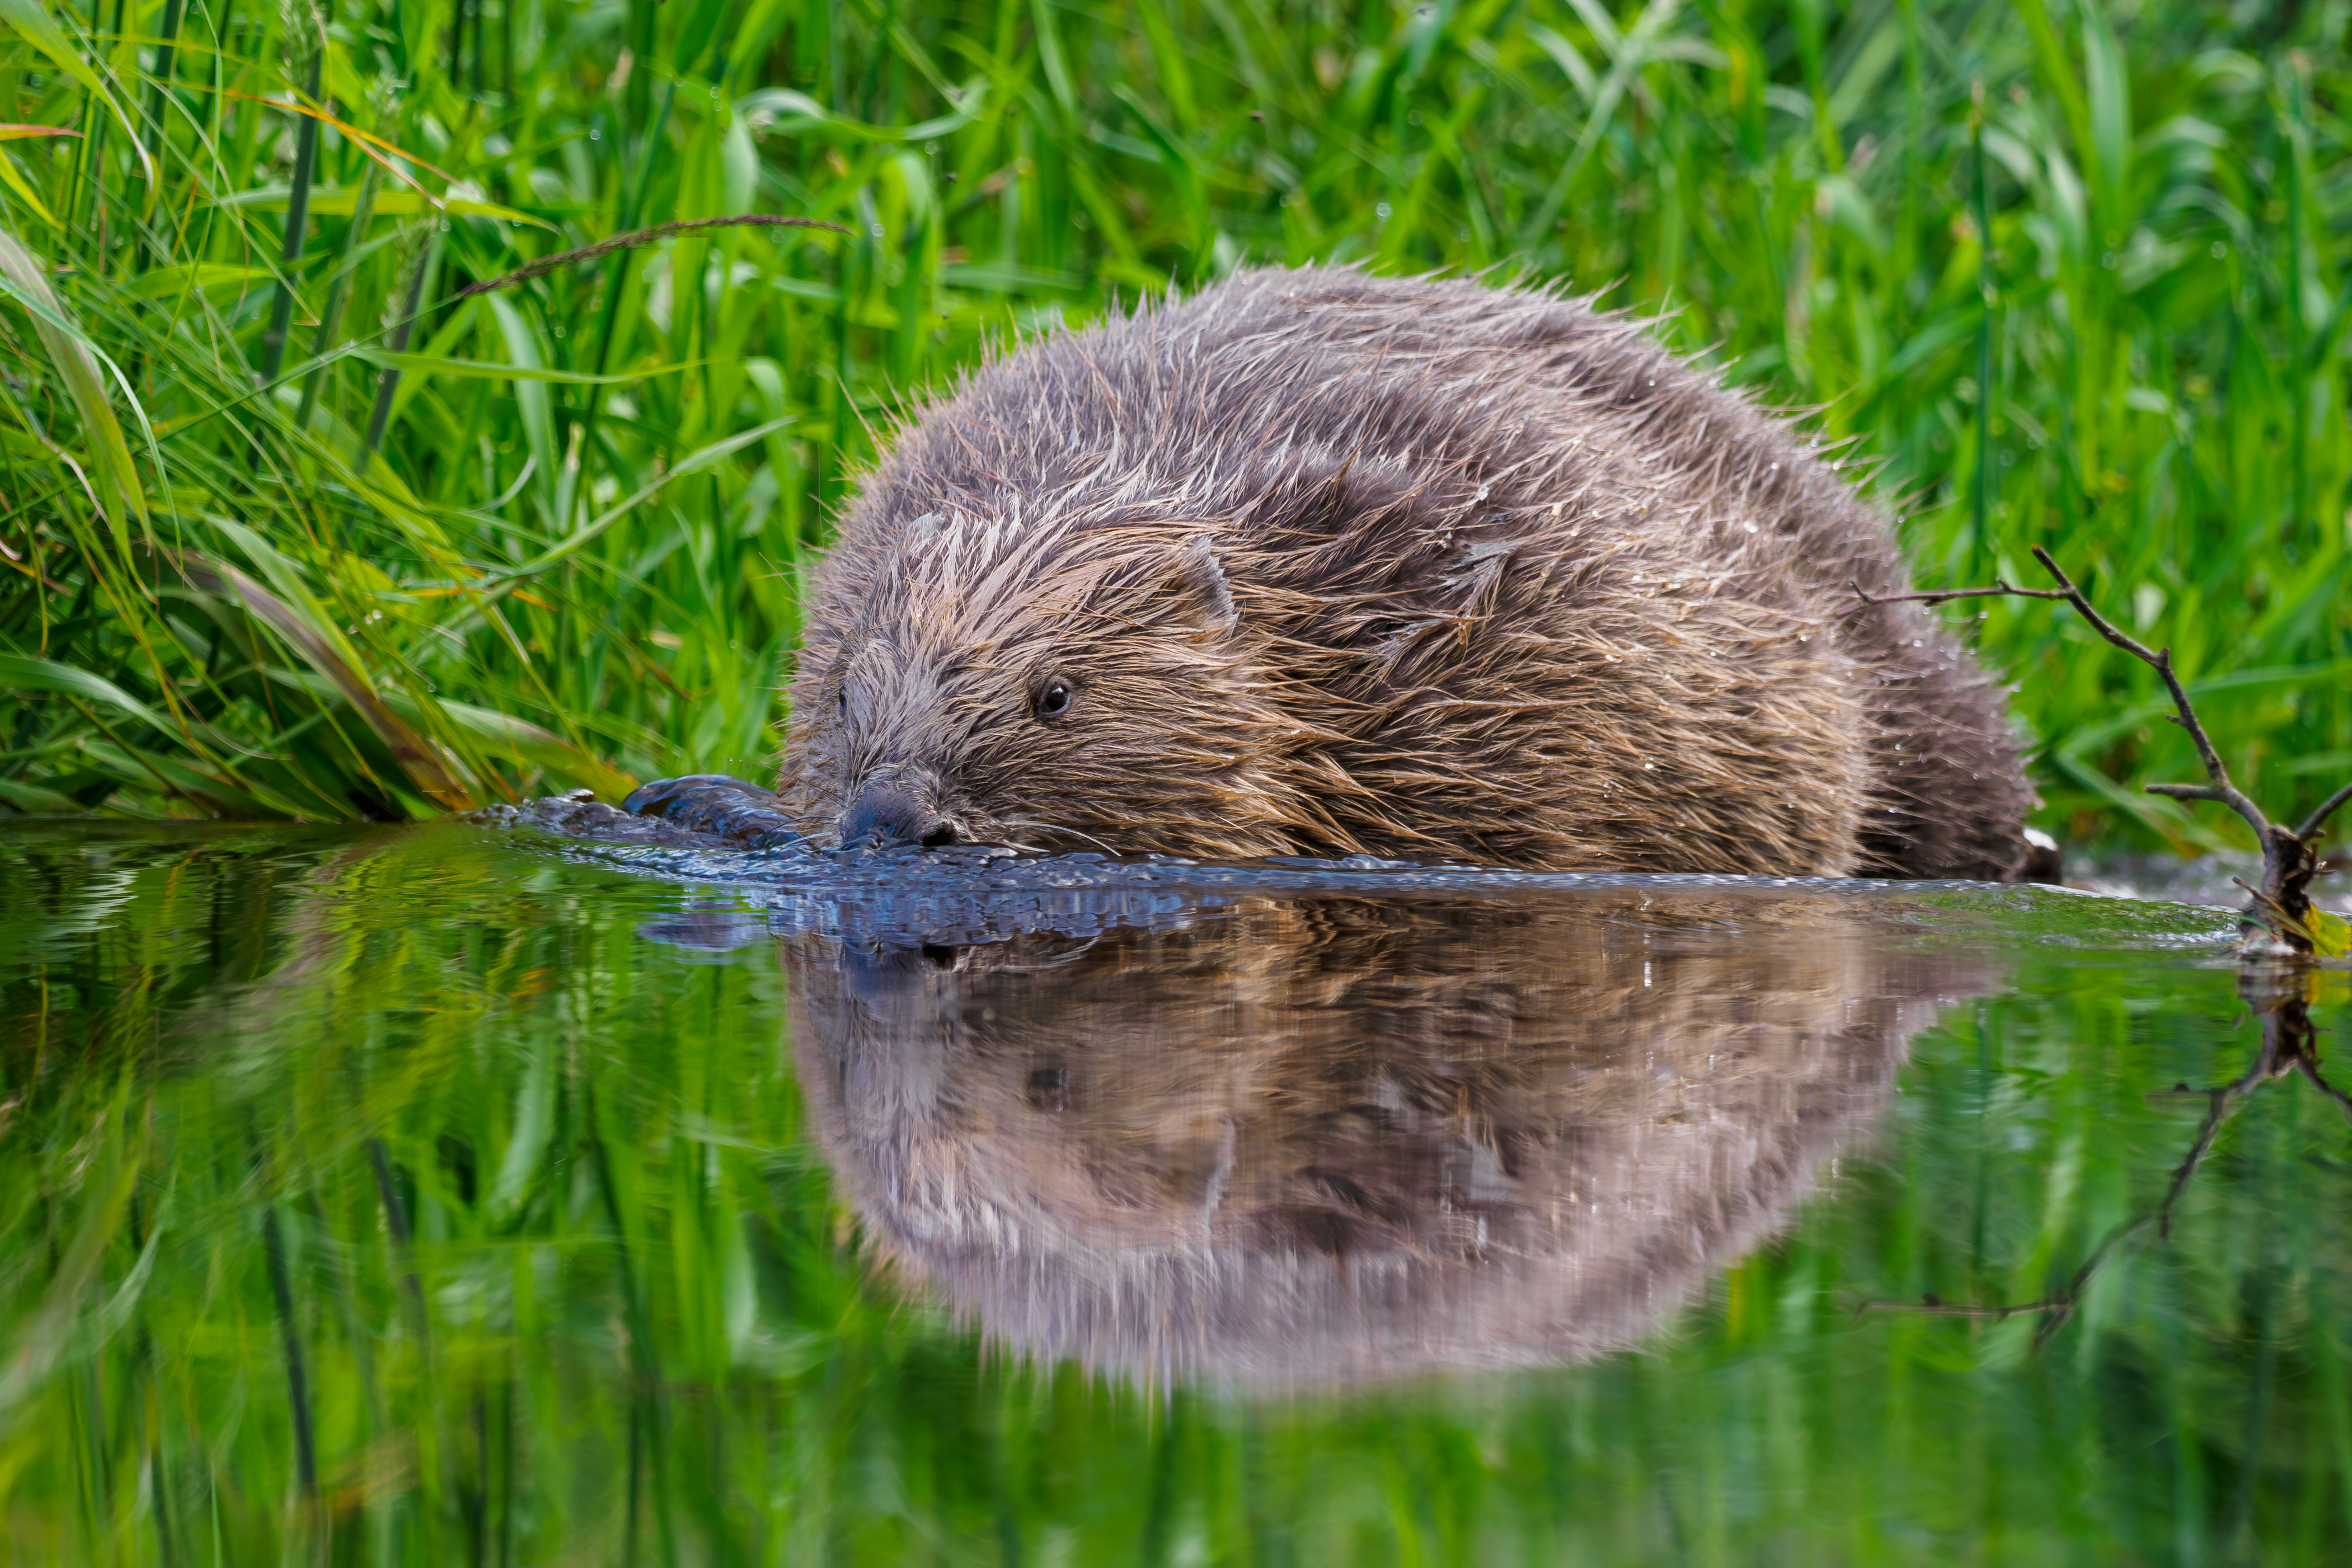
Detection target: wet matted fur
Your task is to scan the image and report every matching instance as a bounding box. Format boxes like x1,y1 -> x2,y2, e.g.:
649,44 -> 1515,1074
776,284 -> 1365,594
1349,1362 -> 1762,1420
781,267 -> 2031,877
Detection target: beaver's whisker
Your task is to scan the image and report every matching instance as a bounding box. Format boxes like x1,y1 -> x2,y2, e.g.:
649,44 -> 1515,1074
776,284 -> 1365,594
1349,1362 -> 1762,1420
998,819 -> 1119,854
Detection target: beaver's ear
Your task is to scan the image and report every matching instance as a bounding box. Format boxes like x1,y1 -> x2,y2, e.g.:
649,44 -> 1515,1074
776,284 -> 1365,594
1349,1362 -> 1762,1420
1170,534 -> 1238,636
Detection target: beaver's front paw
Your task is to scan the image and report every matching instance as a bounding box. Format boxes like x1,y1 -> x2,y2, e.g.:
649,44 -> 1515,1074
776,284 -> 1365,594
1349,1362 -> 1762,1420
620,774 -> 806,850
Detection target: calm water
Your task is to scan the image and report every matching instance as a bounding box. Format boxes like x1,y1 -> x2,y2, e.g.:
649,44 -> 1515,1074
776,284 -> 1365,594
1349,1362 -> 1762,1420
3,820 -> 2349,1566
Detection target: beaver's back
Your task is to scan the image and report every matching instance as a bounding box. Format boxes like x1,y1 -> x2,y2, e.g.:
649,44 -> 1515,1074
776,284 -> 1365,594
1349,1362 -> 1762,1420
800,267 -> 2029,877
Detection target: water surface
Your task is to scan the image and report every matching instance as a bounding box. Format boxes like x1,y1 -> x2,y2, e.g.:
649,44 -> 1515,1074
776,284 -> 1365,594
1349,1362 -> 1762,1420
2,820 -> 2347,1565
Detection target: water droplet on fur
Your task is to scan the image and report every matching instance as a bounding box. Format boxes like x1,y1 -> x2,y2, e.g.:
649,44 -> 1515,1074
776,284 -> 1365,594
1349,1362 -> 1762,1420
1475,483 -> 1490,501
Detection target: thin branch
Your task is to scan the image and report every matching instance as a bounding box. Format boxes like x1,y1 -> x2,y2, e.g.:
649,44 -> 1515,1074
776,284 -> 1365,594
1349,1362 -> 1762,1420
2017,547 -> 2273,851
1841,575 -> 2069,618
2145,782 -> 2229,802
1875,550 -> 2300,902
456,215 -> 851,298
2296,778 -> 2352,842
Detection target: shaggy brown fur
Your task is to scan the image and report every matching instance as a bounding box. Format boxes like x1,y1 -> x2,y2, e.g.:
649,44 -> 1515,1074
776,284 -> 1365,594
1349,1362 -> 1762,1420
780,267 -> 2032,877
790,890 -> 1987,1384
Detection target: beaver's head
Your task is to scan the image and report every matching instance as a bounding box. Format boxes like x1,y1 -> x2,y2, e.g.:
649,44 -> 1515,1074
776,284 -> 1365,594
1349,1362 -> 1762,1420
781,510 -> 1313,855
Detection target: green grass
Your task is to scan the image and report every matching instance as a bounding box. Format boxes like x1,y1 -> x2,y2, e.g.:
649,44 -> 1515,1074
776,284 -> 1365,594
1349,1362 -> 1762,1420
0,0 -> 2345,852
4,824 -> 2350,1564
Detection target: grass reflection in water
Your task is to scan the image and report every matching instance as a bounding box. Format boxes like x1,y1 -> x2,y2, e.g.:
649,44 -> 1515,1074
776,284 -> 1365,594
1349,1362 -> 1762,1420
0,821 -> 2347,1566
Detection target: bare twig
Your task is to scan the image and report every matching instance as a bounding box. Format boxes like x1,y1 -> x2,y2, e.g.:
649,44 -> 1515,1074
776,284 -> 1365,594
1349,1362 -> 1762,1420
1857,546 -> 2339,952
1842,576 -> 2069,618
2011,546 -> 2274,852
2297,778 -> 2352,842
456,214 -> 851,298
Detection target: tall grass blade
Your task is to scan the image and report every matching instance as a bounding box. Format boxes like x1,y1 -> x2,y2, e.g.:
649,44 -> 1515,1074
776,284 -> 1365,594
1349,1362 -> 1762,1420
178,548 -> 475,808
255,43 -> 325,386
0,0 -> 2332,849
0,0 -> 148,181
0,228 -> 149,546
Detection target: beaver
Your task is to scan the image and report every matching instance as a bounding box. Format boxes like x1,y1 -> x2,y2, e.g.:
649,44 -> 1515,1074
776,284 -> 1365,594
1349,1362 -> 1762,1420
761,266 -> 2031,877
788,886 -> 1987,1384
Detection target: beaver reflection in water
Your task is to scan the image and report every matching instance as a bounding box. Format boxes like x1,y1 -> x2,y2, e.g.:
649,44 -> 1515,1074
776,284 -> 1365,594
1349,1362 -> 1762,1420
788,891 -> 1985,1385
682,267 -> 2032,877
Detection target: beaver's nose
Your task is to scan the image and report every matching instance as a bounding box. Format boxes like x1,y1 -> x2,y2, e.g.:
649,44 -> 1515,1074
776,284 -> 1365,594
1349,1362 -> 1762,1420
839,780 -> 962,849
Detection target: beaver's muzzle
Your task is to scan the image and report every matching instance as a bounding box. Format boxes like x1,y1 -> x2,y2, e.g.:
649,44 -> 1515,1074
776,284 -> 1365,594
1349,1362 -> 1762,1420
839,776 -> 962,849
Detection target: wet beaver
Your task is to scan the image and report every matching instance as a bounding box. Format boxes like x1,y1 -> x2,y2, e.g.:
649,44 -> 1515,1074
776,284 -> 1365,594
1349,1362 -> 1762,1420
790,888 -> 1987,1383
768,267 -> 2031,877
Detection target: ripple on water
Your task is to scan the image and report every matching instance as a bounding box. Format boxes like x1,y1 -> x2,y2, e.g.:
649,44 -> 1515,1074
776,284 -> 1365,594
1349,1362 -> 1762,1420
470,805 -> 2245,957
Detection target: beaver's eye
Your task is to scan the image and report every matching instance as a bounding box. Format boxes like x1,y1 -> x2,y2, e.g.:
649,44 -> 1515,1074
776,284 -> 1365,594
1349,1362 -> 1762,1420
1034,678 -> 1074,720
837,684 -> 849,721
